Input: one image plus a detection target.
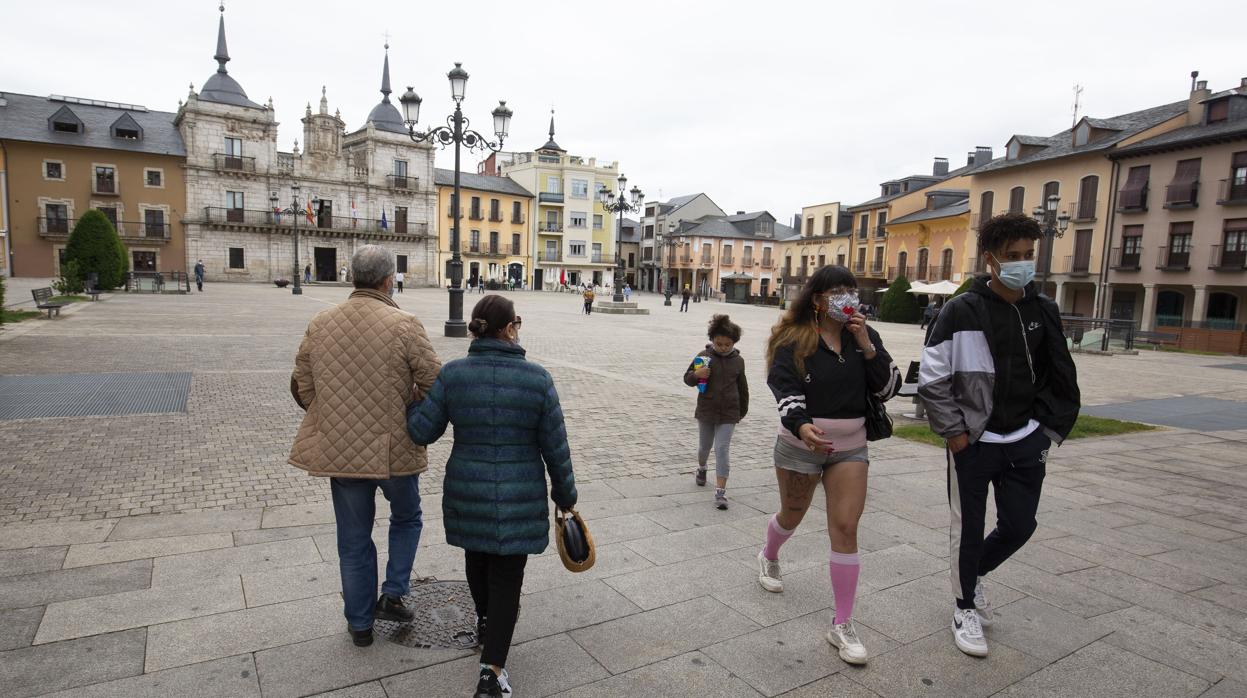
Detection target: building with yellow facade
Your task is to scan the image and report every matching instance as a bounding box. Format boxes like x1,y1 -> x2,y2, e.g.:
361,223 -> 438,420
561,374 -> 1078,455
433,168 -> 532,287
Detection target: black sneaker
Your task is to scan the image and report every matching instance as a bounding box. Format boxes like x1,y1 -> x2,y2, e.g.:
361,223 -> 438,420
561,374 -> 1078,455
374,594 -> 414,623
474,667 -> 503,698
348,626 -> 373,647
695,468 -> 707,487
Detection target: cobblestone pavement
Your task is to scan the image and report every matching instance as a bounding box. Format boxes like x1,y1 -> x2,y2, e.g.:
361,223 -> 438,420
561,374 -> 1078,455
1,284 -> 1246,696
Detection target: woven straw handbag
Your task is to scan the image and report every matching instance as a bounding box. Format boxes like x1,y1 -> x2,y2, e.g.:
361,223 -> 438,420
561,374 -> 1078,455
555,508 -> 596,573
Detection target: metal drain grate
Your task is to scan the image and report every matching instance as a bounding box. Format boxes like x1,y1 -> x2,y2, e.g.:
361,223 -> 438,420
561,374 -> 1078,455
0,372 -> 192,420
374,580 -> 479,650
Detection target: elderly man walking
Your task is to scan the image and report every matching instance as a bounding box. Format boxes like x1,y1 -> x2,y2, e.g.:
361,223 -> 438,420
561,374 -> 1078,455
289,245 -> 441,647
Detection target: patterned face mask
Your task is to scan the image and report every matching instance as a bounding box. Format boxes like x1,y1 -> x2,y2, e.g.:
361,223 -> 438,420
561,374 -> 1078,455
820,291 -> 859,323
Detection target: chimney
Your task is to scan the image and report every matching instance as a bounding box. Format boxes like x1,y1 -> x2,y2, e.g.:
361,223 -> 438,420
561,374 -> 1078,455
933,157 -> 949,176
1241,77 -> 1247,88
967,151 -> 976,166
737,210 -> 746,215
1189,74 -> 1212,126
974,146 -> 993,167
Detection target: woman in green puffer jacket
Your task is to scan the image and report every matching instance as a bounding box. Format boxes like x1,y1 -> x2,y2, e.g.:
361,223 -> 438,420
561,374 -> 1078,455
406,294 -> 577,698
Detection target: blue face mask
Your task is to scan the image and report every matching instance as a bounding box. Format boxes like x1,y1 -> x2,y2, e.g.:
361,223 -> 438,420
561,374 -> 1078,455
992,255 -> 1035,290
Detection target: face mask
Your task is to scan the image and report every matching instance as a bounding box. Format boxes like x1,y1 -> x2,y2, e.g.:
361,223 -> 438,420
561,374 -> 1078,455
821,291 -> 859,323
992,255 -> 1035,290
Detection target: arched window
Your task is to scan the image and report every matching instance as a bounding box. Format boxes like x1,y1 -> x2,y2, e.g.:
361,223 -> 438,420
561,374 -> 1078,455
1009,186 -> 1025,214
897,250 -> 908,279
1207,292 -> 1239,329
940,249 -> 954,279
916,248 -> 930,279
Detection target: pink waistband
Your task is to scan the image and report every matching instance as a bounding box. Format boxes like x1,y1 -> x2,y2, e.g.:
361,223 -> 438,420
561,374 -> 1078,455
778,417 -> 867,451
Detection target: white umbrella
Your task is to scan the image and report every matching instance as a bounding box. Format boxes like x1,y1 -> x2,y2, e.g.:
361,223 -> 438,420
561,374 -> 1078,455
911,280 -> 961,296
907,281 -> 932,294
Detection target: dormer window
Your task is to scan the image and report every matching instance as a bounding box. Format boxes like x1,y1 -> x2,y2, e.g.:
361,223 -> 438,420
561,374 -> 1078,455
1074,122 -> 1091,147
1207,99 -> 1229,124
110,113 -> 144,141
48,105 -> 83,134
1007,140 -> 1020,160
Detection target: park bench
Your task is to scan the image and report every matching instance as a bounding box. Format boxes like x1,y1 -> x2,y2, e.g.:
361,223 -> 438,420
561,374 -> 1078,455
83,273 -> 102,301
31,287 -> 66,318
1134,330 -> 1178,350
897,360 -> 925,419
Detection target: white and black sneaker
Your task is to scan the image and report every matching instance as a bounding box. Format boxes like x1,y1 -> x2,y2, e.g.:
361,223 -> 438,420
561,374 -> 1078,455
473,666 -> 512,698
826,620 -> 868,665
951,607 -> 988,657
974,579 -> 993,627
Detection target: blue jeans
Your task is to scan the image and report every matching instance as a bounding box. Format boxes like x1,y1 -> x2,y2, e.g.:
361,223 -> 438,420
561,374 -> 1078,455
330,475 -> 422,630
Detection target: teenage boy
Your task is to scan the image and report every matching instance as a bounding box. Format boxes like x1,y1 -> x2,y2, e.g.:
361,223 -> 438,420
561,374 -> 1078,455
918,213 -> 1081,658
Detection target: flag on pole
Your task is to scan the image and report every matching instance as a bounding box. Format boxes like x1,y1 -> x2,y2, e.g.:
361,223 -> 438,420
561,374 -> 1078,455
381,210 -> 389,230
351,198 -> 358,229
273,206 -> 282,224
305,198 -> 315,225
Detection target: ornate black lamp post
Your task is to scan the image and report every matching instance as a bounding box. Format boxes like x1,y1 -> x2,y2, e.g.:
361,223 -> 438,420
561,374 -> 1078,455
1031,193 -> 1070,291
597,174 -> 643,303
270,183 -> 304,295
398,63 -> 512,337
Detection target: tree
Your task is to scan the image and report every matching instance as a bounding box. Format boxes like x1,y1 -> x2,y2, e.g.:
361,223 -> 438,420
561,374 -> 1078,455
879,274 -> 921,323
64,209 -> 127,289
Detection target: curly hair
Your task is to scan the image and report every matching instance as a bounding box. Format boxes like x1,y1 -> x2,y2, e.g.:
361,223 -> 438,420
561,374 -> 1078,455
707,314 -> 742,342
978,213 -> 1042,256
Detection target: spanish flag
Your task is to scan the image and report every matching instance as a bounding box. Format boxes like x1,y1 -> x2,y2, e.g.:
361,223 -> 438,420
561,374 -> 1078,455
305,198 -> 315,225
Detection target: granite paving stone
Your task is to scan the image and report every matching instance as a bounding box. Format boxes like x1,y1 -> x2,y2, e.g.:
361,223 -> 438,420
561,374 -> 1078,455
1093,605 -> 1247,684
35,575 -> 244,644
0,558 -> 151,610
0,606 -> 44,651
710,564 -> 848,628
522,542 -> 654,595
1200,678 -> 1247,697
777,673 -> 883,697
1190,583 -> 1247,614
145,593 -> 343,671
721,529 -> 834,575
987,596 -> 1112,663
107,509 -> 263,541
512,579 -> 642,644
242,560 -> 345,608
232,522 -> 337,546
253,632 -> 471,698
570,595 -> 759,674
1062,566 -> 1247,643
996,639 -> 1209,697
857,544 -> 946,592
0,546 -> 67,577
0,520 -> 115,549
622,521 -> 756,565
0,629 -> 146,698
604,552 -> 752,610
40,653 -> 260,698
988,560 -> 1132,618
554,650 -> 764,698
305,682 -> 388,698
847,631 -> 1043,698
850,572 -> 1020,644
149,537 -> 321,586
1044,535 -> 1219,592
63,532 -> 235,568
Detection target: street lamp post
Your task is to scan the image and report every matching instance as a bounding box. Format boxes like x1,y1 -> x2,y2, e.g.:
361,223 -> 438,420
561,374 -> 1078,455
398,63 -> 512,338
597,174 -> 643,303
1031,194 -> 1071,293
271,183 -> 304,295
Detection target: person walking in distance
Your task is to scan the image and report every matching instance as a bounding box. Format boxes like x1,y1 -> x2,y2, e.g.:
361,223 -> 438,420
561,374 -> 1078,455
680,284 -> 692,312
193,259 -> 205,292
395,270 -> 405,294
684,315 -> 749,509
407,295 -> 577,698
760,265 -> 901,666
919,213 -> 1080,658
304,263 -> 312,284
921,300 -> 936,329
582,285 -> 595,315
623,283 -> 632,302
288,245 -> 441,648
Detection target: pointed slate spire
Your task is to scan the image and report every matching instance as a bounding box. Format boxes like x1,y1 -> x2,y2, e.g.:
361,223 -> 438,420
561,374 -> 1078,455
214,3 -> 229,74
540,108 -> 564,152
380,43 -> 392,102
364,42 -> 406,133
319,86 -> 328,115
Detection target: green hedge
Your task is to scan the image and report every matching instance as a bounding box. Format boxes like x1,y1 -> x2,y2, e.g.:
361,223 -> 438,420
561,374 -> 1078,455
65,209 -> 127,289
879,275 -> 921,323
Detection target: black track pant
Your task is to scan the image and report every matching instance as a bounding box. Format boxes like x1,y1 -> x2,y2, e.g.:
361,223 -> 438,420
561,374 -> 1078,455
948,428 -> 1049,609
465,551 -> 528,667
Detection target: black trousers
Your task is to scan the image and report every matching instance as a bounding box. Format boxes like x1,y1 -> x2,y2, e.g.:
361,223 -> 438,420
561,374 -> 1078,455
680,297 -> 690,311
396,281 -> 403,293
464,551 -> 528,668
948,428 -> 1048,609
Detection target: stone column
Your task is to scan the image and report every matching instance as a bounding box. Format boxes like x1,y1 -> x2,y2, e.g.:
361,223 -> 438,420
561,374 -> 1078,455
1140,283 -> 1157,331
1191,285 -> 1207,324
1096,282 -> 1112,319
1053,282 -> 1067,312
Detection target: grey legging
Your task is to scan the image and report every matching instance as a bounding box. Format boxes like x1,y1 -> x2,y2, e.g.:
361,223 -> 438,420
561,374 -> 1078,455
697,420 -> 736,480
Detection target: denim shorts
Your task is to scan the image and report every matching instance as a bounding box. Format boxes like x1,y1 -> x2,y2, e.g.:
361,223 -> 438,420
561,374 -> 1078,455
773,436 -> 869,475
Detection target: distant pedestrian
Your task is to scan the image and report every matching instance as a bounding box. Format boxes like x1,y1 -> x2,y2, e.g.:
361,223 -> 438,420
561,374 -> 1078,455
479,280 -> 486,294
304,264 -> 312,284
395,270 -> 405,293
680,285 -> 691,312
683,314 -> 748,509
624,284 -> 632,301
406,294 -> 577,698
921,300 -> 936,329
193,259 -> 205,292
582,286 -> 595,315
340,265 -> 348,283
289,245 -> 442,648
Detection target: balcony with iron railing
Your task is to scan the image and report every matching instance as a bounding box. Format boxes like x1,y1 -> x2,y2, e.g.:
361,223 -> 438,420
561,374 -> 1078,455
201,207 -> 427,236
510,244 -> 521,256
1209,245 -> 1246,271
873,226 -> 887,239
511,215 -> 526,225
92,177 -> 119,196
38,217 -> 170,240
888,265 -> 913,280
386,174 -> 418,191
213,153 -> 256,173
591,253 -> 605,263
1110,246 -> 1141,271
446,207 -> 464,218
759,258 -> 774,268
869,259 -> 885,276
539,192 -> 564,204
856,228 -> 868,241
1062,255 -> 1092,276
854,259 -> 865,273
1217,178 -> 1247,206
1164,182 -> 1199,209
537,223 -> 563,233
537,251 -> 563,262
720,255 -> 734,266
741,257 -> 753,268
914,263 -> 928,280
1068,199 -> 1097,223
782,272 -> 807,285
1156,245 -> 1191,271
469,209 -> 484,221
935,264 -> 953,280
1117,185 -> 1148,212
967,256 -> 987,274
699,256 -> 714,268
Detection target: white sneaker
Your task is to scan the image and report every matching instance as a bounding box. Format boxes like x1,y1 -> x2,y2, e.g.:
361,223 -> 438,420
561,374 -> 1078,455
974,579 -> 994,627
757,551 -> 783,593
498,667 -> 512,697
952,608 -> 989,657
826,620 -> 868,665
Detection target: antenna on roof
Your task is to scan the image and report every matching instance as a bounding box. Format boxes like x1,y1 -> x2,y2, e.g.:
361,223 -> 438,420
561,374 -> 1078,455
1071,84 -> 1084,128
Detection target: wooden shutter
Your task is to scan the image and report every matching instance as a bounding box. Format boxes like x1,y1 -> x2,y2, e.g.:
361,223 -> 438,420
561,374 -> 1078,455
1173,159 -> 1201,183
979,191 -> 994,218
1078,176 -> 1099,219
1009,187 -> 1025,213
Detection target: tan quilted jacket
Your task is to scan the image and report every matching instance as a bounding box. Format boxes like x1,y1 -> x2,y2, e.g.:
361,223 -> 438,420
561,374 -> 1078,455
288,288 -> 441,479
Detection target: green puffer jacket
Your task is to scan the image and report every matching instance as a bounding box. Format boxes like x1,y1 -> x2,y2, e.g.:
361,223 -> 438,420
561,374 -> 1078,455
406,338 -> 578,555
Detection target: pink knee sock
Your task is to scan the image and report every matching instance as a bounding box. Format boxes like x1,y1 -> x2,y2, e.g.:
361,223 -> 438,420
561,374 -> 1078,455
829,550 -> 861,624
761,514 -> 795,561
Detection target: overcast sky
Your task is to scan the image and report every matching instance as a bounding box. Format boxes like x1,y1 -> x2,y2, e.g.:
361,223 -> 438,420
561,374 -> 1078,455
3,1 -> 1244,222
